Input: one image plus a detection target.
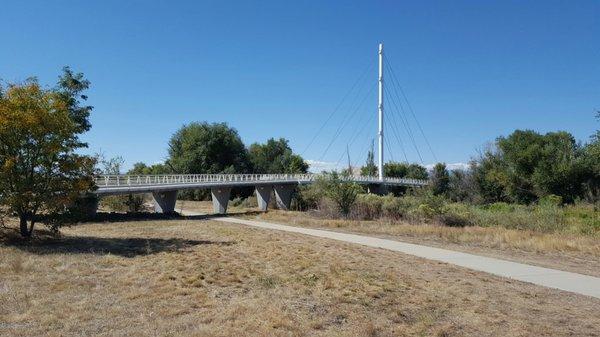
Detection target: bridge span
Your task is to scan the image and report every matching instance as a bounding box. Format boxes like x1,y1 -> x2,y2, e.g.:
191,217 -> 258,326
93,174 -> 428,214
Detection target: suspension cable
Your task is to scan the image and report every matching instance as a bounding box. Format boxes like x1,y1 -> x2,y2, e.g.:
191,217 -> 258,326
384,55 -> 438,162
302,60 -> 375,156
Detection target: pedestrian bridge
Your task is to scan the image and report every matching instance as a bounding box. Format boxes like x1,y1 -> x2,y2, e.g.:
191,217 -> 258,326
93,173 -> 428,214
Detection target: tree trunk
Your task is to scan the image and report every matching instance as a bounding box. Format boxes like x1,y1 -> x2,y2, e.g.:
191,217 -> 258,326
19,215 -> 34,237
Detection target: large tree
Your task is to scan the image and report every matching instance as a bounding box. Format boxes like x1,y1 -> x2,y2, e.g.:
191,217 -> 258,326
474,129 -> 585,203
0,68 -> 95,237
248,138 -> 308,174
166,122 -> 250,174
431,163 -> 450,195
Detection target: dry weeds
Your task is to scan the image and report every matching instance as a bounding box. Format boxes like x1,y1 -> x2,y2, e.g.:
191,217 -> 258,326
247,210 -> 600,278
2,217 -> 599,336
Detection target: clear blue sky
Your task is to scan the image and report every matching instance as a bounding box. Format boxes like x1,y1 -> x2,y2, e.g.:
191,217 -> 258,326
1,1 -> 598,171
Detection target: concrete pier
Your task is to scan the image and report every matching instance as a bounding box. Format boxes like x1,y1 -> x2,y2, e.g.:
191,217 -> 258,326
274,184 -> 295,210
255,185 -> 273,211
152,190 -> 178,213
211,187 -> 232,214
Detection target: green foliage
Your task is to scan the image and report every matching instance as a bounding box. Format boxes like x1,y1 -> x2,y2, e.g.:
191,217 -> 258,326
167,122 -> 250,174
447,168 -> 479,203
248,138 -> 308,173
360,141 -> 377,177
473,129 -> 591,204
320,172 -> 361,216
129,162 -> 170,175
353,194 -> 384,219
0,69 -> 96,237
382,161 -> 428,180
384,161 -> 408,178
431,163 -> 450,196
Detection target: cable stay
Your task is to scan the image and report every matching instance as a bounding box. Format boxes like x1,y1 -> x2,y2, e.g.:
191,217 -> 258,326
384,85 -> 424,164
384,55 -> 438,162
302,60 -> 375,156
319,82 -> 376,161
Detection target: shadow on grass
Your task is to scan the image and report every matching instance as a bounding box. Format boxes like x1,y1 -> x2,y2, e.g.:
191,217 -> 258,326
2,233 -> 234,257
78,210 -> 264,224
0,210 -> 262,256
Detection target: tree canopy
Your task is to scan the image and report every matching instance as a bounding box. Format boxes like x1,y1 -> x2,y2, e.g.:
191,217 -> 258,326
166,122 -> 250,174
383,161 -> 428,180
0,68 -> 95,237
431,163 -> 450,195
248,138 -> 308,174
472,129 -> 594,203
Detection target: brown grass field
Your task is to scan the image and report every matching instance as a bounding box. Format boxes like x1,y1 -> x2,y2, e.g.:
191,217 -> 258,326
2,214 -> 599,336
178,201 -> 600,277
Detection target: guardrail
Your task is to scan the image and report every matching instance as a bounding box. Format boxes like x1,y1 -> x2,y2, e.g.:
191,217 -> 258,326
94,173 -> 428,188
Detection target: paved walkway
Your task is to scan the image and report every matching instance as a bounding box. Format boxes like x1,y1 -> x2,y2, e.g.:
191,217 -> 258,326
207,216 -> 600,299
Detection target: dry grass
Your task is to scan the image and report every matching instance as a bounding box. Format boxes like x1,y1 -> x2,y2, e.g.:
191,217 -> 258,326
2,217 -> 599,336
246,210 -> 600,278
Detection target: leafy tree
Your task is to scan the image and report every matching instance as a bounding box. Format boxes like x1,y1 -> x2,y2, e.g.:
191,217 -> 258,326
384,161 -> 409,178
0,69 -> 96,237
248,138 -> 308,173
580,115 -> 600,202
473,130 -> 585,203
129,162 -> 170,175
360,140 -> 377,176
321,172 -> 361,216
431,163 -> 450,195
447,168 -> 479,202
166,122 -> 250,174
406,163 -> 428,180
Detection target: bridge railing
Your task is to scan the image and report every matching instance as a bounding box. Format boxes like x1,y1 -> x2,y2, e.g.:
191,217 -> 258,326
95,174 -> 315,187
94,173 -> 428,188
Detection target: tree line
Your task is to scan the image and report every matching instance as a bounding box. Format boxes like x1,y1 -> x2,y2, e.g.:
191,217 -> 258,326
1,68 -> 598,237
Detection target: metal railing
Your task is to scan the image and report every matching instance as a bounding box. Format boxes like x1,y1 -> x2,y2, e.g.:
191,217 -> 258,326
94,173 -> 428,188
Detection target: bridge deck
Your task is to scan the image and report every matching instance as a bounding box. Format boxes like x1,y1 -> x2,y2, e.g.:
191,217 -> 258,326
94,174 -> 428,195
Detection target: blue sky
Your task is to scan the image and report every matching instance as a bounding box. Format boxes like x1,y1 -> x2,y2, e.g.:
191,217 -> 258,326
1,1 -> 598,172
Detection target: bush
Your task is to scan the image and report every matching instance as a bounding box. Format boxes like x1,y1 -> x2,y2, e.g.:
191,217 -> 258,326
352,194 -> 384,220
382,194 -> 411,220
100,194 -> 148,213
436,203 -> 473,227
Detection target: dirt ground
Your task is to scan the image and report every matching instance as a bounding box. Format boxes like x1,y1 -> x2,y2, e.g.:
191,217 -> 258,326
2,216 -> 599,337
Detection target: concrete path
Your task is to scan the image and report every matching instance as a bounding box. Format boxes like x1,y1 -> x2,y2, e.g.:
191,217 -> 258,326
208,216 -> 600,299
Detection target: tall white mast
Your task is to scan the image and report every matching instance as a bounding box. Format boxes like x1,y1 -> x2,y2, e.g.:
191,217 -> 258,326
377,43 -> 384,180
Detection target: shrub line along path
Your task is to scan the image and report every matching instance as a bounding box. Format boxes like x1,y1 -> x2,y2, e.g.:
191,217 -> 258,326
183,212 -> 600,299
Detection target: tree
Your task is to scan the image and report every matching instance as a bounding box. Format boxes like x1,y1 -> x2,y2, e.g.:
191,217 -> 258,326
472,130 -> 585,203
166,122 -> 250,174
447,168 -> 479,203
248,138 -> 308,173
129,162 -> 170,175
384,161 -> 409,178
406,164 -> 428,180
360,140 -> 377,176
0,69 -> 95,237
431,163 -> 450,195
321,172 -> 361,217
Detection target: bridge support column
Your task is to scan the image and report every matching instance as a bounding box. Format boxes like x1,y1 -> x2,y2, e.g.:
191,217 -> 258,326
274,184 -> 295,211
152,190 -> 178,213
255,185 -> 272,211
211,187 -> 231,214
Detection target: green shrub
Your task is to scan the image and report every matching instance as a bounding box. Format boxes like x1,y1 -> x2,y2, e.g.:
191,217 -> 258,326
230,196 -> 244,207
484,202 -> 515,212
352,194 -> 384,220
381,194 -> 410,220
436,203 -> 473,227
